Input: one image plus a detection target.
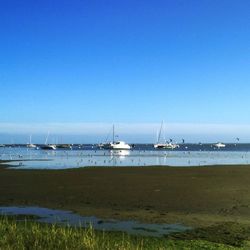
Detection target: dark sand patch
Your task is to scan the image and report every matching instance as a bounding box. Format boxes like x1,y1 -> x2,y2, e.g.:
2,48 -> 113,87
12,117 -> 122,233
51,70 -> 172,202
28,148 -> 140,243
1,165 -> 250,228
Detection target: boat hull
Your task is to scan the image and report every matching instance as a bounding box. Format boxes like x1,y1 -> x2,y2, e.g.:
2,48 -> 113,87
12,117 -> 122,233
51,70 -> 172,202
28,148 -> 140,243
154,143 -> 179,149
100,141 -> 131,150
40,145 -> 56,150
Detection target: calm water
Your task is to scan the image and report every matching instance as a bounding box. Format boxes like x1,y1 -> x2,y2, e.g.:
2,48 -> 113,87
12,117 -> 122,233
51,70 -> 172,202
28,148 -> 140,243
0,206 -> 191,237
1,144 -> 250,169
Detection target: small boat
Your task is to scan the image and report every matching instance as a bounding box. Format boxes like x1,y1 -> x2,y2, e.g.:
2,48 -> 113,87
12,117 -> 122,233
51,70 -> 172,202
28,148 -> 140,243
26,135 -> 37,148
56,144 -> 72,149
154,121 -> 179,149
27,143 -> 37,148
214,142 -> 226,148
99,125 -> 131,150
109,141 -> 131,150
40,132 -> 56,150
154,142 -> 179,149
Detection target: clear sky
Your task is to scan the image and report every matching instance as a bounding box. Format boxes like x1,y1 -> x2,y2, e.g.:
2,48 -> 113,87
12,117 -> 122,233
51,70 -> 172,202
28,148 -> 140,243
0,0 -> 250,143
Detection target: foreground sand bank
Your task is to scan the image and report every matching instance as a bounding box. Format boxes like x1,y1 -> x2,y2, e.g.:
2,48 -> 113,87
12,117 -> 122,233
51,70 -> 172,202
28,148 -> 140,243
0,164 -> 250,227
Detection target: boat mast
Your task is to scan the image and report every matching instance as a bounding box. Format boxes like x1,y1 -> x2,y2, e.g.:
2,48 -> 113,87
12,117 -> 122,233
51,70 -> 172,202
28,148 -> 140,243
157,121 -> 163,144
45,131 -> 49,145
112,124 -> 115,143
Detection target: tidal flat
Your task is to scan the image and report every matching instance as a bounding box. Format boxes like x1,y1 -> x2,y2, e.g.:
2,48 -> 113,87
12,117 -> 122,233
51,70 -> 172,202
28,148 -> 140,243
1,162 -> 250,247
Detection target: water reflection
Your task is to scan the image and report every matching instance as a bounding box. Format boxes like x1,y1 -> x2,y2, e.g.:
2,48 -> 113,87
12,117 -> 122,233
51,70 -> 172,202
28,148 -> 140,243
110,150 -> 130,159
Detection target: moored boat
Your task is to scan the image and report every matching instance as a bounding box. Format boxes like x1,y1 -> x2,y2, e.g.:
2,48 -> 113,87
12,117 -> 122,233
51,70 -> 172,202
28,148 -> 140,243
99,125 -> 131,150
40,144 -> 57,150
40,132 -> 56,150
214,142 -> 226,148
154,142 -> 179,149
26,135 -> 37,148
56,144 -> 73,149
154,121 -> 179,149
110,141 -> 131,150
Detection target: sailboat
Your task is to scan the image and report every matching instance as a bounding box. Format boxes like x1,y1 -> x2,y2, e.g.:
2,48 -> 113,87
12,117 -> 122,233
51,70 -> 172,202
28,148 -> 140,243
214,142 -> 226,148
154,121 -> 179,149
99,125 -> 131,150
26,135 -> 37,148
40,132 -> 56,150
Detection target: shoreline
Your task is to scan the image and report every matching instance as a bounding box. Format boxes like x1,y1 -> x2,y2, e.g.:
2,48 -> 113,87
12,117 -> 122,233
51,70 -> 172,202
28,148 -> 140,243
1,164 -> 250,228
2,158 -> 250,169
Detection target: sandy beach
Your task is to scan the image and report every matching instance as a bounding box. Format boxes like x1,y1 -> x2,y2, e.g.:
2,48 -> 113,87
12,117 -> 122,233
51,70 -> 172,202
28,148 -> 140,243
1,163 -> 250,228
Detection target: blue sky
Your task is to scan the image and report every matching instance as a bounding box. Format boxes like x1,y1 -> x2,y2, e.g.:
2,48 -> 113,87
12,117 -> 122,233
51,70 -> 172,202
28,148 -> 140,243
0,0 -> 250,142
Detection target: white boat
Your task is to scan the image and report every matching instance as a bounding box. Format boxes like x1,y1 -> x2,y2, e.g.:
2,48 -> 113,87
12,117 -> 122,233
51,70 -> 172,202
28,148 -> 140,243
27,135 -> 37,148
154,142 -> 179,149
214,142 -> 226,148
110,141 -> 131,150
27,143 -> 37,148
154,121 -> 179,149
100,125 -> 131,150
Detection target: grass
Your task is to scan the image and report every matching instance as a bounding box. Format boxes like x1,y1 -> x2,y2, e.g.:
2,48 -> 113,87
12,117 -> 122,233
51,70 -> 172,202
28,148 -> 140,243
0,216 -> 249,249
165,222 -> 250,248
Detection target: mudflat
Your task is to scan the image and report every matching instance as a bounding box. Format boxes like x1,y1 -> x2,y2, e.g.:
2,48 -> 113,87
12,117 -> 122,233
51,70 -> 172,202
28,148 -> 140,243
1,164 -> 250,227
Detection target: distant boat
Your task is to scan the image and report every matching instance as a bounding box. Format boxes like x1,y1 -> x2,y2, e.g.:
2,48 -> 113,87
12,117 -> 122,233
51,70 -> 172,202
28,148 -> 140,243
40,132 -> 56,150
214,142 -> 226,148
40,144 -> 57,150
154,143 -> 179,149
56,144 -> 72,149
26,135 -> 37,148
109,141 -> 131,150
99,125 -> 131,150
154,121 -> 179,149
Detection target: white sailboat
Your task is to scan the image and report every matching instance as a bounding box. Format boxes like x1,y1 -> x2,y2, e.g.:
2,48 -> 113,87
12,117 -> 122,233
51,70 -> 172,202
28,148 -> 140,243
214,142 -> 226,148
100,125 -> 131,150
26,135 -> 37,148
154,121 -> 179,149
110,140 -> 131,150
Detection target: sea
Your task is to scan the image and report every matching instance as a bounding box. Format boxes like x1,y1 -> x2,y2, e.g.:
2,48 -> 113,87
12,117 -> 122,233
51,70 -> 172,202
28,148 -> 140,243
1,143 -> 250,169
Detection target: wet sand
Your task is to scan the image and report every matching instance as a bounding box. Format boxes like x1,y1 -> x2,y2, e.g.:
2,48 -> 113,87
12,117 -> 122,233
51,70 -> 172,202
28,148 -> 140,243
1,164 -> 250,227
